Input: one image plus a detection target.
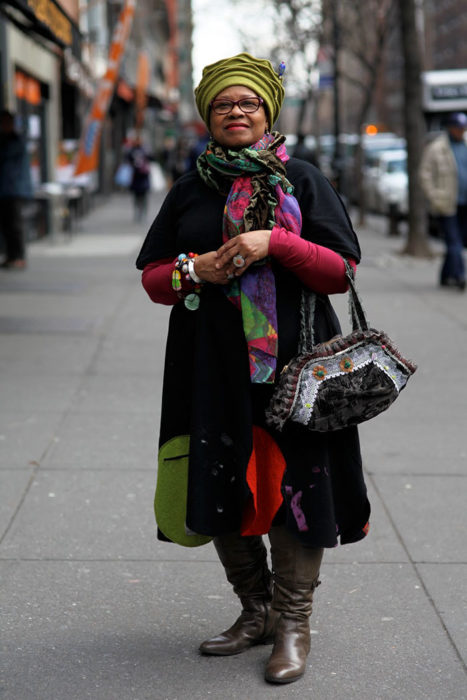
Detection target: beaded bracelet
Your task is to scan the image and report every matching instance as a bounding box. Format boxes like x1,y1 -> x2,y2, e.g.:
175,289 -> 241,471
172,252 -> 203,310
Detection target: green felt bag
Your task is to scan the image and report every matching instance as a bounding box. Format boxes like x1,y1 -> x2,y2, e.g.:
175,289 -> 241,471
154,435 -> 212,547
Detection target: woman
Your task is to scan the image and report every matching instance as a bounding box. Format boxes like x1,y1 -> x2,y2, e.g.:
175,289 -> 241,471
128,137 -> 151,222
136,53 -> 370,685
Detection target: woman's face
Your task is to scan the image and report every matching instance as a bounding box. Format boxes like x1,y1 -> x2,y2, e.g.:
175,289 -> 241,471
209,85 -> 268,148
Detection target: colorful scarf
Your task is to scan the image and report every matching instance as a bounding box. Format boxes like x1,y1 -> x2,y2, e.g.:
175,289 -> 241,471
197,132 -> 302,383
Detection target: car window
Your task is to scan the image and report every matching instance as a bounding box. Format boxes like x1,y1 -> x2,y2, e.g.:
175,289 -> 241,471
386,159 -> 407,174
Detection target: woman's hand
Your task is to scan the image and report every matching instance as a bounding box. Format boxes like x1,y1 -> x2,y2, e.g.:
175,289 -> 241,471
193,251 -> 233,285
215,230 -> 272,277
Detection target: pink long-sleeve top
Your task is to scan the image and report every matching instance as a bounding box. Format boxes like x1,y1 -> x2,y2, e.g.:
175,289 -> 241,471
142,223 -> 356,306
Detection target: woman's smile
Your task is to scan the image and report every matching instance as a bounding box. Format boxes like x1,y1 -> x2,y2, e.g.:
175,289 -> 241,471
209,85 -> 268,147
225,123 -> 249,130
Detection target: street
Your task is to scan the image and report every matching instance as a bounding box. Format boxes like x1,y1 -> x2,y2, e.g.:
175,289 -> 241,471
1,192 -> 466,700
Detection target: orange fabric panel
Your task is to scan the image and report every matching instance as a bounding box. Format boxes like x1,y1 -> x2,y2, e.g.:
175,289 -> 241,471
15,72 -> 41,105
26,77 -> 41,105
74,0 -> 136,175
15,71 -> 26,99
135,52 -> 149,128
240,426 -> 286,536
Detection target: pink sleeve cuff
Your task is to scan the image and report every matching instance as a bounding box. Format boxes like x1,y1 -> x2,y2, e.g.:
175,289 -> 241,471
142,259 -> 179,305
269,225 -> 356,294
142,256 -> 203,305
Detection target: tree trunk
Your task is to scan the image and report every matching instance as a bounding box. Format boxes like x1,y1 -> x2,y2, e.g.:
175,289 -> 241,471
398,0 -> 432,257
331,0 -> 342,193
354,137 -> 367,226
355,25 -> 387,226
295,85 -> 314,137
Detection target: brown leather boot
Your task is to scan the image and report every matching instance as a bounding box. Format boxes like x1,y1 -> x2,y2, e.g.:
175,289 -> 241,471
265,526 -> 323,684
199,532 -> 278,656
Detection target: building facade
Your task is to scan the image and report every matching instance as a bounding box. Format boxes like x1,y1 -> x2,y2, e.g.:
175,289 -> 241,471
0,0 -> 192,203
0,0 -> 83,189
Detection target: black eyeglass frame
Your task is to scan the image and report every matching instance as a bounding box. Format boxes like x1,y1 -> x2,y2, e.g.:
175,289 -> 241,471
209,97 -> 265,115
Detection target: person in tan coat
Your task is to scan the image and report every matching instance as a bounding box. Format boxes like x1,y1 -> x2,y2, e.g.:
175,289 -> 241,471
419,112 -> 467,290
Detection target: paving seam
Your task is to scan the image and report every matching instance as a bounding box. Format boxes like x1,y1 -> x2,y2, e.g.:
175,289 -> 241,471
0,558 -> 416,564
34,256 -> 142,469
363,258 -> 467,332
0,255 -> 143,545
366,472 -> 467,477
368,471 -> 467,673
20,467 -> 464,476
0,470 -> 37,547
26,466 -> 157,472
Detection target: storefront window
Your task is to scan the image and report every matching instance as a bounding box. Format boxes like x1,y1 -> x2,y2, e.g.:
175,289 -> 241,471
14,69 -> 47,188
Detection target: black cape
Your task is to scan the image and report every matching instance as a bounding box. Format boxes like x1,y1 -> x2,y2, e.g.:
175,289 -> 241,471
136,158 -> 370,547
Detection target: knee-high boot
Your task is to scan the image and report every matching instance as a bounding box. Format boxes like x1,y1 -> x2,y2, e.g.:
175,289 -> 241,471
199,532 -> 278,656
265,526 -> 323,684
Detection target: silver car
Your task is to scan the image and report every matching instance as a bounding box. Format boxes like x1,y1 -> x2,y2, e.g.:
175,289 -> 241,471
364,149 -> 408,216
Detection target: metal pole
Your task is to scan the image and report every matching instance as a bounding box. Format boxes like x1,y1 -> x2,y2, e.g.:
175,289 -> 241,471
331,0 -> 342,193
0,16 -> 8,110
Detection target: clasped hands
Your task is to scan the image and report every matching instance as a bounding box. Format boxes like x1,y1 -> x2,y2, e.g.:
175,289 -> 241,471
193,230 -> 272,285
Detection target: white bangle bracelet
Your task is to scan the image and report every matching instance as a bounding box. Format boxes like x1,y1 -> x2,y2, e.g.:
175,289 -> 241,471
187,258 -> 203,284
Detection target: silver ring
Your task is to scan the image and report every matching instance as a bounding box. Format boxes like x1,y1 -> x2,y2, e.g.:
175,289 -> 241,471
232,254 -> 245,268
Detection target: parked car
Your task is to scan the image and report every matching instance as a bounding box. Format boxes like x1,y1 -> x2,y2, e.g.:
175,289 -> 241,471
362,133 -> 406,164
364,149 -> 408,216
318,132 -> 406,202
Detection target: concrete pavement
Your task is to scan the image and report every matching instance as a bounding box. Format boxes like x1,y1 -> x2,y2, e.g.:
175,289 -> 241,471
1,192 -> 466,699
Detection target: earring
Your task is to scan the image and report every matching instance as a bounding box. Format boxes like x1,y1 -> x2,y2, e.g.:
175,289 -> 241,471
265,125 -> 270,134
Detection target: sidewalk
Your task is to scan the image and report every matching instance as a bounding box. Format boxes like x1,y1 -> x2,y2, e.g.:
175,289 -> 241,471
1,193 -> 466,700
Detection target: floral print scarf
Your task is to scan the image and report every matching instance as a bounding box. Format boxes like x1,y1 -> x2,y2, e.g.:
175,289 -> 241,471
197,132 -> 302,383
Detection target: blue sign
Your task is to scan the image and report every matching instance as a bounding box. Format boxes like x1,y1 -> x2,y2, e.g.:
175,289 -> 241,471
319,75 -> 334,89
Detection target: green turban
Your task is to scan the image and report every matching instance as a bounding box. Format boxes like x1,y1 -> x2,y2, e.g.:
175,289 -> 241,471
194,52 -> 285,128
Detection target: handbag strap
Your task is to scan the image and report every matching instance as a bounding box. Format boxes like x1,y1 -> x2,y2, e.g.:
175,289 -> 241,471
344,259 -> 369,333
298,258 -> 369,353
299,286 -> 316,351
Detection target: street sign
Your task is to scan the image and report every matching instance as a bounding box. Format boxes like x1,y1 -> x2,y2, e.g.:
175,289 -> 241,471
319,75 -> 334,89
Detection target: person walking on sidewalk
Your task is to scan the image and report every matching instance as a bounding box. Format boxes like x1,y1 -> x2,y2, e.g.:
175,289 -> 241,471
0,110 -> 33,269
136,53 -> 370,685
419,112 -> 467,290
127,137 -> 151,223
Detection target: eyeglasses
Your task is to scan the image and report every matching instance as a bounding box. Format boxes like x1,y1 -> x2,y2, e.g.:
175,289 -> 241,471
209,97 -> 264,115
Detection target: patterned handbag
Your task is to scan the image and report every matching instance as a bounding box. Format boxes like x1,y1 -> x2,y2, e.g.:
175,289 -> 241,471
265,261 -> 417,432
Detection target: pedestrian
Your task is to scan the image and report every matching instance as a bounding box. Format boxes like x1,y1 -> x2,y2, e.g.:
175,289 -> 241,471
136,53 -> 370,685
186,128 -> 210,171
127,137 -> 151,223
169,134 -> 190,183
419,112 -> 467,290
0,109 -> 33,269
292,132 -> 318,167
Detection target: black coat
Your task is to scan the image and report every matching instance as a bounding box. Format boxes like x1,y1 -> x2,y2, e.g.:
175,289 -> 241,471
136,158 -> 370,547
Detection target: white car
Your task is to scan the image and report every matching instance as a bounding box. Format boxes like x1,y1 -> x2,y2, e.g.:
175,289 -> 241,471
364,149 -> 408,216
